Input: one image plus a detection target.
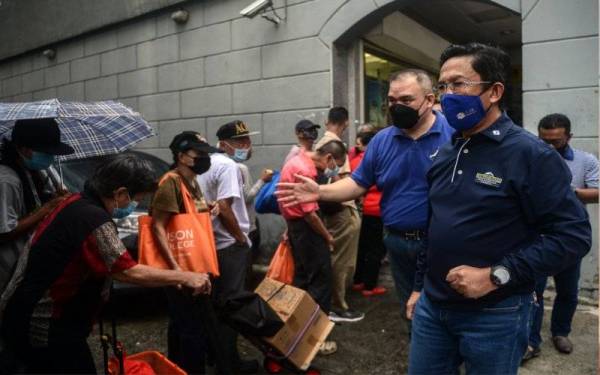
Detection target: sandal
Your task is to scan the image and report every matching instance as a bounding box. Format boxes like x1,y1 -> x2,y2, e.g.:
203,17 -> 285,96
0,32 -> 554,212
318,340 -> 337,356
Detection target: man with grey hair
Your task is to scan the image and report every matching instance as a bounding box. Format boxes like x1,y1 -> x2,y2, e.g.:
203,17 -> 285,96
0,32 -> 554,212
277,68 -> 453,334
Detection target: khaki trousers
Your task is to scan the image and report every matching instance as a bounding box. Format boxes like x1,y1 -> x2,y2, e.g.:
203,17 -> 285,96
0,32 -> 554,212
323,206 -> 361,311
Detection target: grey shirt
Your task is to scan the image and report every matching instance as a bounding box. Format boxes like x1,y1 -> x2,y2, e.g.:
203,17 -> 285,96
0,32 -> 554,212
564,146 -> 599,190
0,166 -> 28,292
0,166 -> 62,291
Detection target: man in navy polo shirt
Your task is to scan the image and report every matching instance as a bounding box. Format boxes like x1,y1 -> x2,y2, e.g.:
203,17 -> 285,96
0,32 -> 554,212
403,43 -> 591,374
277,68 -> 453,333
278,43 -> 592,375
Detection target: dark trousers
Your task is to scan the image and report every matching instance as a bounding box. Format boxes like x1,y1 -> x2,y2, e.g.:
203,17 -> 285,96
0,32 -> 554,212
287,219 -> 332,314
384,230 -> 423,334
529,259 -> 582,349
165,288 -> 210,374
212,243 -> 252,369
354,215 -> 387,290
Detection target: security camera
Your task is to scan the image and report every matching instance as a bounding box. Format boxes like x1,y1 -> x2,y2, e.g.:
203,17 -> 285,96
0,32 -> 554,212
240,0 -> 273,18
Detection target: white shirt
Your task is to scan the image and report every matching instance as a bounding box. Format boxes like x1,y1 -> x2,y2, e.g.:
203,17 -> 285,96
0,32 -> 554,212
197,153 -> 250,250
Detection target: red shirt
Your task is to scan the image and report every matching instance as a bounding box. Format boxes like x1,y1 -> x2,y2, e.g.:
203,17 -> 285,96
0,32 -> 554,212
350,151 -> 382,217
279,151 -> 319,219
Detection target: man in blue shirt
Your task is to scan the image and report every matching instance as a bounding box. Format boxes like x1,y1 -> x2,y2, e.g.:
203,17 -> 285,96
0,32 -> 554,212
523,113 -> 598,361
278,43 -> 591,375
404,43 -> 591,374
277,68 -> 453,333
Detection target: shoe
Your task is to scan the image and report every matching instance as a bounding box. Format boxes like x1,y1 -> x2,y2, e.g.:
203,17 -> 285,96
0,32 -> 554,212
361,286 -> 387,297
521,346 -> 541,364
234,359 -> 260,374
329,309 -> 365,323
318,340 -> 337,355
352,283 -> 365,292
552,336 -> 573,354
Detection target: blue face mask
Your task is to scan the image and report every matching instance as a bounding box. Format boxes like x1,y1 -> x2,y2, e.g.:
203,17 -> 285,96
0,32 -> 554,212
23,151 -> 55,171
112,198 -> 138,219
232,148 -> 250,162
441,93 -> 489,131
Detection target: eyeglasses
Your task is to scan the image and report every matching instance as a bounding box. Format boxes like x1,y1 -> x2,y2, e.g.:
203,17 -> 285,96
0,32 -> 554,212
435,81 -> 491,94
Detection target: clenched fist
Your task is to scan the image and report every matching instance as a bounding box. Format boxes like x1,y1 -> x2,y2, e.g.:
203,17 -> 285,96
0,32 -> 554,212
446,265 -> 497,299
181,272 -> 212,296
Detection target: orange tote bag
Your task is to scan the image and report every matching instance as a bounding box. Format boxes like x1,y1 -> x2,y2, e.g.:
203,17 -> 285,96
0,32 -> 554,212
138,173 -> 220,277
266,240 -> 295,285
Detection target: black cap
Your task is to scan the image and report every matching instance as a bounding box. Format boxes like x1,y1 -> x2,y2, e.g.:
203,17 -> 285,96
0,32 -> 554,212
169,131 -> 220,153
295,119 -> 321,132
216,120 -> 260,141
11,118 -> 74,155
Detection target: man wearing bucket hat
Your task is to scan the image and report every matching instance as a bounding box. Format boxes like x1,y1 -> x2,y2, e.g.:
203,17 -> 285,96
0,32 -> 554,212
0,118 -> 75,291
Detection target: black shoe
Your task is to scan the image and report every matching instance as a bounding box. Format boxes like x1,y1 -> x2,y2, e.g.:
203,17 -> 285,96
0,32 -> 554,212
329,309 -> 365,323
234,359 -> 260,374
521,346 -> 541,364
552,336 -> 573,354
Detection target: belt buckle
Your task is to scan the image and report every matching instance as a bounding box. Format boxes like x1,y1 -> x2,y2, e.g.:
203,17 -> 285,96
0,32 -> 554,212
404,230 -> 420,241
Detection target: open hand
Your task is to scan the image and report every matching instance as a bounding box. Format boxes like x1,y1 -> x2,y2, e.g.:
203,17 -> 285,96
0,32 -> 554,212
406,291 -> 421,320
276,174 -> 320,207
446,265 -> 497,299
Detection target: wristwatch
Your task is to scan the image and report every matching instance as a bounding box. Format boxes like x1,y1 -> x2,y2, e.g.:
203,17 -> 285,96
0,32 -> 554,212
490,265 -> 511,286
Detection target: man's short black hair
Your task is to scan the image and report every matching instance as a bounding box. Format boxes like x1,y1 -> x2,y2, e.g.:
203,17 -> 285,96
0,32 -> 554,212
440,43 -> 511,108
316,140 -> 347,160
86,154 -> 158,198
538,113 -> 571,134
327,107 -> 349,125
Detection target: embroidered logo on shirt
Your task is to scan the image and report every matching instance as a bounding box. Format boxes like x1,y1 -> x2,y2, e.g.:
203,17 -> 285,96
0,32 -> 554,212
475,172 -> 503,188
492,130 -> 500,136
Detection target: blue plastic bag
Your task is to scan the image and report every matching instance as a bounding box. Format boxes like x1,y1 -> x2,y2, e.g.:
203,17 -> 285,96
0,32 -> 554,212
255,171 -> 281,215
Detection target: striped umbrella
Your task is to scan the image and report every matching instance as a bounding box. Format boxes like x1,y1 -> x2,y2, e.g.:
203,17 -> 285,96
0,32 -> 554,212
0,99 -> 155,161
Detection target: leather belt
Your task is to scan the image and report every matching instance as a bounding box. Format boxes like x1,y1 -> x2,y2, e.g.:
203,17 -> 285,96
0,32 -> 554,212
388,229 -> 426,241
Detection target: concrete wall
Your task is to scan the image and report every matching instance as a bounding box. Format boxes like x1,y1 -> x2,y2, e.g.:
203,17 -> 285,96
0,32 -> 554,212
0,0 -> 597,293
364,11 -> 451,73
0,0 -> 187,61
521,0 -> 599,297
0,0 -> 339,253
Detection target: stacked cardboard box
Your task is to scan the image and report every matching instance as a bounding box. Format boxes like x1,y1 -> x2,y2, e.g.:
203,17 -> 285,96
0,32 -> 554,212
255,278 -> 335,371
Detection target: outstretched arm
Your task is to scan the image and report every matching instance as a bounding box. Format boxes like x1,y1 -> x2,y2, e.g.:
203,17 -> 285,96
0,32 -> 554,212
277,175 -> 366,207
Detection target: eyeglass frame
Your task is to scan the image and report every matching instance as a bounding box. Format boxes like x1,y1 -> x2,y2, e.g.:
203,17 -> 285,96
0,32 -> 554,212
434,80 -> 492,94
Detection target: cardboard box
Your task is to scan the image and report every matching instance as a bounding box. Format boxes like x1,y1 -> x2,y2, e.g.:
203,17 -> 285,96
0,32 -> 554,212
255,278 -> 334,371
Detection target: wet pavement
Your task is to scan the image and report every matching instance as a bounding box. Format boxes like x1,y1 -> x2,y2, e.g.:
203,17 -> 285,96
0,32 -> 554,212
89,263 -> 598,374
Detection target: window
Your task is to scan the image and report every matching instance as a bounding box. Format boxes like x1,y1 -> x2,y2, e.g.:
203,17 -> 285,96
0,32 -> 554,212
364,48 -> 437,128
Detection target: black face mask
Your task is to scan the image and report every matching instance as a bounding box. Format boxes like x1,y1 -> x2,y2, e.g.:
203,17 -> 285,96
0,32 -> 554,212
389,100 -> 426,129
191,156 -> 211,175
